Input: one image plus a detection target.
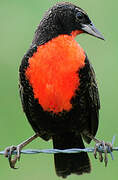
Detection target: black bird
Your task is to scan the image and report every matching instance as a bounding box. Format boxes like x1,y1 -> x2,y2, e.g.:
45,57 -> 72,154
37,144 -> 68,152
4,2 -> 112,178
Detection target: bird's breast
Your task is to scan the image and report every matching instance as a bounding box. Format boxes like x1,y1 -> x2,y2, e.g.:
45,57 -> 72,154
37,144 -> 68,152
25,35 -> 85,113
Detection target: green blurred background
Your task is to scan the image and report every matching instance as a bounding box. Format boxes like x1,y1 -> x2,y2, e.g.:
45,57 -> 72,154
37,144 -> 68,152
0,0 -> 118,179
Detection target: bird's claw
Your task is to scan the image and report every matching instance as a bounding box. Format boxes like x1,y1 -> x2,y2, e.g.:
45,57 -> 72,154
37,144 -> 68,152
4,134 -> 39,169
94,141 -> 112,166
4,145 -> 21,169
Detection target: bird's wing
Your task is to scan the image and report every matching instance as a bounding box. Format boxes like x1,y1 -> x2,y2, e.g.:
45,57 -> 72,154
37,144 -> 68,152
19,45 -> 37,111
19,45 -> 51,140
79,55 -> 100,143
19,46 -> 40,131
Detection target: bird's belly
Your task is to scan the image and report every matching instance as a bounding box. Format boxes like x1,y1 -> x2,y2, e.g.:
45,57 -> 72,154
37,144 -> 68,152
25,35 -> 85,113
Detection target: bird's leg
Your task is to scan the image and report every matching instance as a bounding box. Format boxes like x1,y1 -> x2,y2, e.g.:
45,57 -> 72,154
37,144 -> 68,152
4,133 -> 39,169
87,134 -> 112,166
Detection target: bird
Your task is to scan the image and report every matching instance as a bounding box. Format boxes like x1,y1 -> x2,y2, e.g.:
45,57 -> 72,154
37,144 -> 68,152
4,2 -> 112,178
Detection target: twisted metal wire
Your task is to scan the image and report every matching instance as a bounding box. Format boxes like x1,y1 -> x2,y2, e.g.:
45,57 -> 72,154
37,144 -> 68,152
0,136 -> 117,160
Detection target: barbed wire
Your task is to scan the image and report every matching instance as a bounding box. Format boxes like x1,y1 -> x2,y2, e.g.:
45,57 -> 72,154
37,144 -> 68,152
0,136 -> 117,160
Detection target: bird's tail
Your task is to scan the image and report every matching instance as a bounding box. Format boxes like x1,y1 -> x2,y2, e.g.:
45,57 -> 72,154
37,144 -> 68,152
52,132 -> 91,178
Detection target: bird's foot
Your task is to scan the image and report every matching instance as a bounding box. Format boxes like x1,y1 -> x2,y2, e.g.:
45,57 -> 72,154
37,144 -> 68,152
4,145 -> 22,169
94,140 -> 112,166
4,133 -> 39,169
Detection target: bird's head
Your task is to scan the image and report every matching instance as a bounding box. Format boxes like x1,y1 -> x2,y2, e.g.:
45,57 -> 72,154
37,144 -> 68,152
51,2 -> 104,39
33,2 -> 104,45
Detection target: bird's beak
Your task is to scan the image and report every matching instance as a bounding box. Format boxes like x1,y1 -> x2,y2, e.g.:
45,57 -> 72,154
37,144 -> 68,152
81,23 -> 105,40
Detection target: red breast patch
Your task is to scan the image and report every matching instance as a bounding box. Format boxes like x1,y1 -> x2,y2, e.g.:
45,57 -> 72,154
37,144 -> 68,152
25,35 -> 85,113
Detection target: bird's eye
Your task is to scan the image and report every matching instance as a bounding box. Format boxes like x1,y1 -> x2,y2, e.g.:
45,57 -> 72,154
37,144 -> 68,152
76,12 -> 84,20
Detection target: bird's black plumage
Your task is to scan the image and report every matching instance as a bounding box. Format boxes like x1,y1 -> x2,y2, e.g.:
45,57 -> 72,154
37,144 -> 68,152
19,2 -> 101,178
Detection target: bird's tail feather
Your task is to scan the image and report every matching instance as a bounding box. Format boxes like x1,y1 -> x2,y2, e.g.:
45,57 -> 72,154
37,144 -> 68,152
52,132 -> 91,178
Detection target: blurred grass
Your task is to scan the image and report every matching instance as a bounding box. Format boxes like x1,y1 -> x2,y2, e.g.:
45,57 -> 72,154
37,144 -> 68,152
0,0 -> 118,179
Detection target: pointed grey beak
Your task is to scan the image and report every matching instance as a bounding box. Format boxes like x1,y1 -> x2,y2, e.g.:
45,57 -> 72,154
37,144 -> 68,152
81,23 -> 105,40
